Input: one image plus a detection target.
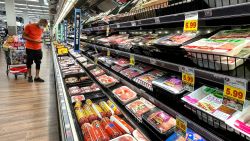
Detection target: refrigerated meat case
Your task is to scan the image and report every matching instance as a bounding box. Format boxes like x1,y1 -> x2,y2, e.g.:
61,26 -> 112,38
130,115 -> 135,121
55,1 -> 250,141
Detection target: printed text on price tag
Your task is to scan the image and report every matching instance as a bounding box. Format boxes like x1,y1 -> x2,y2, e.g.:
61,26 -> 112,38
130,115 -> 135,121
107,49 -> 110,57
57,47 -> 68,55
130,54 -> 135,66
176,116 -> 187,137
223,77 -> 247,111
184,12 -> 198,32
181,66 -> 195,92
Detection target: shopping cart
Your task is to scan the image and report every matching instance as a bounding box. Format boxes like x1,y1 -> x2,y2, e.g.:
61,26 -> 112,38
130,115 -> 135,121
4,47 -> 27,79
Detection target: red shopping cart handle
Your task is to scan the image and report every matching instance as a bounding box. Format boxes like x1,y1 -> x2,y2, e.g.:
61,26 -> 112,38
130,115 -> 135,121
9,66 -> 27,73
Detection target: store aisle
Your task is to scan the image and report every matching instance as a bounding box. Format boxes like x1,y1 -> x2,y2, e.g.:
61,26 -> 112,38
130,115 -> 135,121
0,47 -> 59,141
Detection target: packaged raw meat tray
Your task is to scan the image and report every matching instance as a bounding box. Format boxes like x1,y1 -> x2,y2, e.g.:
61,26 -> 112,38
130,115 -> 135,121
126,97 -> 155,121
113,58 -> 130,67
182,38 -> 249,60
120,67 -> 144,79
111,64 -> 128,72
133,70 -> 165,91
152,75 -> 185,94
210,29 -> 250,39
90,67 -> 105,76
97,74 -> 118,87
190,47 -> 250,71
110,134 -> 137,141
153,32 -> 198,46
132,130 -> 150,141
112,86 -> 137,105
226,104 -> 250,137
68,86 -> 82,96
166,128 -> 206,141
142,107 -> 176,135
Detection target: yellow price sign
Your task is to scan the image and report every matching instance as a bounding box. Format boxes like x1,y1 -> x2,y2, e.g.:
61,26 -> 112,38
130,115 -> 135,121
184,20 -> 198,31
176,116 -> 187,137
107,49 -> 110,57
130,54 -> 135,66
94,57 -> 98,64
57,47 -> 68,55
182,73 -> 195,86
224,85 -> 246,104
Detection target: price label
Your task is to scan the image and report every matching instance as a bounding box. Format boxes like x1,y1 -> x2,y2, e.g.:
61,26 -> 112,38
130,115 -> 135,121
107,49 -> 110,57
94,57 -> 98,64
149,58 -> 157,65
184,12 -> 198,32
175,116 -> 187,137
223,77 -> 247,111
131,21 -> 136,26
106,25 -> 110,36
155,17 -> 160,24
57,47 -> 68,55
130,54 -> 135,66
116,24 -> 120,28
180,66 -> 195,92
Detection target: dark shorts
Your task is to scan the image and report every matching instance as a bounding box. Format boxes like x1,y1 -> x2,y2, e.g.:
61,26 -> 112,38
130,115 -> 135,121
26,48 -> 43,69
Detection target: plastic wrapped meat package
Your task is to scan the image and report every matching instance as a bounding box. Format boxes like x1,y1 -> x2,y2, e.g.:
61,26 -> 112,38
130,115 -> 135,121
110,134 -> 137,141
90,68 -> 105,76
81,83 -> 100,94
133,70 -> 165,91
166,128 -> 206,141
68,86 -> 82,96
152,75 -> 185,94
182,86 -> 212,105
71,95 -> 85,103
77,57 -> 87,63
132,130 -> 150,141
210,29 -> 250,39
114,58 -> 130,67
226,103 -> 250,137
126,97 -> 155,121
112,86 -> 137,104
111,64 -> 128,72
97,74 -> 118,87
153,32 -> 197,46
65,77 -> 79,84
182,38 -> 249,60
190,47 -> 250,71
142,107 -> 176,134
120,67 -> 144,79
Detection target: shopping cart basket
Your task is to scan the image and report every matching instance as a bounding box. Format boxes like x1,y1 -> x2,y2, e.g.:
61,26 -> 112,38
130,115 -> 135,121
4,48 -> 27,79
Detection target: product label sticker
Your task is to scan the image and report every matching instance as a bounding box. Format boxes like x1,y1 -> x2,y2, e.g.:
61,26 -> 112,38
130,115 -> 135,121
175,116 -> 187,138
222,77 -> 247,111
107,49 -> 110,57
131,21 -> 136,27
180,66 -> 195,92
57,47 -> 68,55
184,12 -> 198,32
155,17 -> 160,24
130,54 -> 135,66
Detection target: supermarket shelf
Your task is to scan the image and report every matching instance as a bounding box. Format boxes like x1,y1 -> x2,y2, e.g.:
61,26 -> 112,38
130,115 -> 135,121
80,49 -> 224,141
81,42 -> 250,91
68,52 -> 159,141
52,45 -> 79,141
82,2 -> 250,32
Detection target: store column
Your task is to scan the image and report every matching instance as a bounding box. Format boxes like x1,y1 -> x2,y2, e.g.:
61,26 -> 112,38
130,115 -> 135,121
5,0 -> 17,35
23,10 -> 29,26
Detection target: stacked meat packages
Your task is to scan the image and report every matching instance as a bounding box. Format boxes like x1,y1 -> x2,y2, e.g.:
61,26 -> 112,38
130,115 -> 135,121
182,29 -> 250,71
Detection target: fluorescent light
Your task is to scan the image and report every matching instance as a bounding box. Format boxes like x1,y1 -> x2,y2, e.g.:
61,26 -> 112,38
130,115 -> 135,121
15,7 -> 49,12
55,0 -> 77,26
15,3 -> 49,8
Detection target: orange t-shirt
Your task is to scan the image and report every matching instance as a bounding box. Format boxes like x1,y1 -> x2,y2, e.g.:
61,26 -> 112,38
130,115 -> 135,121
24,23 -> 43,50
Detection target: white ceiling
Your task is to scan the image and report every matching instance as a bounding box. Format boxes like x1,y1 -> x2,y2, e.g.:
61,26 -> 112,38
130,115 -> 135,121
0,0 -> 49,21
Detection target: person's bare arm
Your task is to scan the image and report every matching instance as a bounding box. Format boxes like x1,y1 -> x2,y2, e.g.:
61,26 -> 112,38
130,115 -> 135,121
22,32 -> 42,43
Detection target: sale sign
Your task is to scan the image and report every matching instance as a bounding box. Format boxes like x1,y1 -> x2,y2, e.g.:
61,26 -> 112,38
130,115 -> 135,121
175,116 -> 187,137
180,66 -> 195,92
74,8 -> 81,52
223,77 -> 247,111
184,12 -> 198,32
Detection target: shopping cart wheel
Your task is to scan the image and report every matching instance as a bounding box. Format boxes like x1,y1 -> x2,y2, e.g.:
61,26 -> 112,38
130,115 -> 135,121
15,75 -> 17,80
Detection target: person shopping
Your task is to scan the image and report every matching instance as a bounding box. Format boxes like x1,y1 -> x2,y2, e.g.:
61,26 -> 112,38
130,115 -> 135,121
22,19 -> 48,82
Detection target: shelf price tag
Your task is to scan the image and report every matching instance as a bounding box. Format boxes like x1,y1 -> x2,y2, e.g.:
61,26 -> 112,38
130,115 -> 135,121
175,116 -> 187,137
57,47 -> 68,55
130,54 -> 135,66
180,66 -> 195,92
131,21 -> 136,27
116,24 -> 120,28
155,17 -> 160,24
184,12 -> 198,32
94,57 -> 98,64
223,77 -> 247,111
107,49 -> 110,57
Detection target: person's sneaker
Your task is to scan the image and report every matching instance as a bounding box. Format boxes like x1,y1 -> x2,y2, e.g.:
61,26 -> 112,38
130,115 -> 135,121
34,77 -> 45,82
28,76 -> 33,82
